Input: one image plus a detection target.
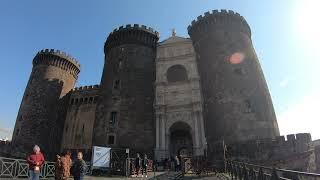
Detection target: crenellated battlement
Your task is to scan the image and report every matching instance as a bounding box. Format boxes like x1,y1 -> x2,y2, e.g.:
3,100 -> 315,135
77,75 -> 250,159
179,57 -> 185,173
68,84 -> 100,106
104,24 -> 159,52
187,9 -> 251,38
210,133 -> 313,161
71,84 -> 100,92
230,133 -> 312,148
207,133 -> 315,170
33,49 -> 81,78
265,133 -> 311,144
111,24 -> 159,36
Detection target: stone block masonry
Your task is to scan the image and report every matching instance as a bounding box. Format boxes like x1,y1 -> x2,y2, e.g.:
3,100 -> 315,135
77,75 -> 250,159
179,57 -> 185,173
11,49 -> 80,160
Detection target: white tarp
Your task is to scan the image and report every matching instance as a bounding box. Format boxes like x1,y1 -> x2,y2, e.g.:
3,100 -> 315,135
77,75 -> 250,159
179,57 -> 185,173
91,146 -> 111,168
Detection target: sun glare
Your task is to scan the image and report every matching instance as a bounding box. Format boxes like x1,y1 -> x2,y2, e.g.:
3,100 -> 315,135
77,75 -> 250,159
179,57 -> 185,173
295,0 -> 320,51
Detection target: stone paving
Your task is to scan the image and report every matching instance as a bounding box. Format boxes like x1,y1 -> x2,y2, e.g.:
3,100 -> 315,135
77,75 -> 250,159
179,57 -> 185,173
81,172 -> 229,180
183,173 -> 229,180
2,172 -> 229,180
83,171 -> 164,179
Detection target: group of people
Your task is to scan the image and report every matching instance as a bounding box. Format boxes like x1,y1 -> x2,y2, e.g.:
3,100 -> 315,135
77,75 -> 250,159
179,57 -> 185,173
162,155 -> 182,172
27,144 -> 183,179
134,153 -> 149,177
55,150 -> 87,180
132,153 -> 182,177
26,145 -> 86,180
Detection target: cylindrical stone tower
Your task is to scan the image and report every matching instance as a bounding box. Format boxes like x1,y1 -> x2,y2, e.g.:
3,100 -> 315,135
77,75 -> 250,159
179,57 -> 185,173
187,10 -> 279,144
93,24 -> 159,154
12,49 -> 80,158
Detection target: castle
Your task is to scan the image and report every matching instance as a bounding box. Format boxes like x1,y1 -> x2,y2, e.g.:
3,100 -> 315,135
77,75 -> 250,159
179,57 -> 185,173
10,10 -> 317,171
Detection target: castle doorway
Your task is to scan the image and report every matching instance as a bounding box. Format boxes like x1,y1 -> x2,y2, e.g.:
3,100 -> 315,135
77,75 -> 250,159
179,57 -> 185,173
169,122 -> 193,158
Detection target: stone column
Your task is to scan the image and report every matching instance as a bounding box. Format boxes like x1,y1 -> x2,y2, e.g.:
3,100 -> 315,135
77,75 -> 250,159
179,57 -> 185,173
193,112 -> 200,155
160,114 -> 166,150
165,133 -> 170,158
198,111 -> 207,149
164,114 -> 170,158
155,113 -> 166,161
156,114 -> 160,148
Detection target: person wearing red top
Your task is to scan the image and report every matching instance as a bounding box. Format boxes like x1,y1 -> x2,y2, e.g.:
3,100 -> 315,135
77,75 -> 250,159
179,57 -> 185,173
27,145 -> 45,180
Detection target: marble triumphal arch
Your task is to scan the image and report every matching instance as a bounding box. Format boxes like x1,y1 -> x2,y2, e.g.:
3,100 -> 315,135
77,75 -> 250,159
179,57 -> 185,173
154,32 -> 207,160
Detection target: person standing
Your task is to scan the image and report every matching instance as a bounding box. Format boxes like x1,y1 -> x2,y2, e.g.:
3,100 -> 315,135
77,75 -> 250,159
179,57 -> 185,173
55,151 -> 72,180
170,157 -> 175,171
142,154 -> 148,178
55,154 -> 62,180
27,145 -> 45,180
174,155 -> 180,171
134,153 -> 141,177
71,152 -> 86,180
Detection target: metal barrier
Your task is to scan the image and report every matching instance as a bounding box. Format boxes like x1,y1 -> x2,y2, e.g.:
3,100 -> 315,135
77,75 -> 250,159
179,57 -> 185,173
126,158 -> 153,176
0,156 -> 90,179
226,160 -> 320,180
180,157 -> 223,176
0,156 -> 54,178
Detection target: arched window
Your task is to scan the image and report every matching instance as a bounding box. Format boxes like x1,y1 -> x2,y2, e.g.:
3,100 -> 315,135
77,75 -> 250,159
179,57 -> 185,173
167,65 -> 188,83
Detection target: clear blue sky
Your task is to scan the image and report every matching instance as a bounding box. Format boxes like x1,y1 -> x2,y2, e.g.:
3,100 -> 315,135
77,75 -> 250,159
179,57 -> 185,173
1,0 -> 319,140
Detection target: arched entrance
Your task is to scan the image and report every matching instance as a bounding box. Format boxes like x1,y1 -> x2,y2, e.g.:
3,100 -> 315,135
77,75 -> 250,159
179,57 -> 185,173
169,121 -> 193,158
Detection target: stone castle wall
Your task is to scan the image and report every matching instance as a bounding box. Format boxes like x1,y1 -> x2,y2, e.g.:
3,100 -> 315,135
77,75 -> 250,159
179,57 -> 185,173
93,24 -> 159,154
11,49 -> 80,159
10,10 -> 318,174
188,10 -> 279,144
210,133 -> 317,172
61,85 -> 100,152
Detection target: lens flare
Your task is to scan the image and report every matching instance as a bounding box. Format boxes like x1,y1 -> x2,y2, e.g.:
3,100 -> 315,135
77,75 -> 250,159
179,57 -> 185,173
229,52 -> 245,64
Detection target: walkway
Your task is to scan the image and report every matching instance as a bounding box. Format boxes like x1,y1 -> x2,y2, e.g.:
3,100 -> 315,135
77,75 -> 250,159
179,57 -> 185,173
0,172 -> 230,180
83,171 -> 165,179
183,173 -> 230,180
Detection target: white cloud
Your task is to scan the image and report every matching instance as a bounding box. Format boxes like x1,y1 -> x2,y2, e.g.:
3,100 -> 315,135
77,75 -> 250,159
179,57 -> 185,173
277,91 -> 320,140
0,127 -> 13,140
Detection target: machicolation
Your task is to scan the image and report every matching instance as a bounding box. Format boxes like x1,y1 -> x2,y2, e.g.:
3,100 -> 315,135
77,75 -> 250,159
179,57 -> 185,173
72,84 -> 100,91
69,84 -> 100,105
187,9 -> 251,37
33,49 -> 81,78
104,24 -> 159,52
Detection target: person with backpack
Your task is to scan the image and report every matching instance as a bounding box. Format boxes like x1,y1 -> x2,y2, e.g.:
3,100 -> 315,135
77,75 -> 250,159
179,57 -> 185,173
55,151 -> 72,180
71,152 -> 86,180
142,154 -> 148,178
